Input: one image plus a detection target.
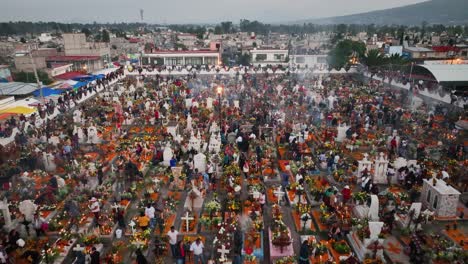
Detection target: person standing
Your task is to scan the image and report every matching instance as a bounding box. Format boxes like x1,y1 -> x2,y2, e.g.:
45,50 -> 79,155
135,248 -> 148,264
88,197 -> 100,227
144,203 -> 156,229
32,213 -> 45,237
137,212 -> 150,231
90,247 -> 100,264
298,240 -> 310,264
190,238 -> 204,264
175,240 -> 186,264
167,226 -> 179,258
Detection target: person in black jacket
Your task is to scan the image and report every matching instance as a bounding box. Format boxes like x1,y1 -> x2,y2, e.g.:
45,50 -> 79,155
298,240 -> 310,264
90,247 -> 100,264
135,248 -> 148,264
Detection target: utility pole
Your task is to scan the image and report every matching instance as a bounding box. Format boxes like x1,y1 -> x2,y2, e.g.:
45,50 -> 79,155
28,45 -> 43,103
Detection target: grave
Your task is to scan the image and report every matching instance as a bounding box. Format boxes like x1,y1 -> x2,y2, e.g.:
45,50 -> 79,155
421,178 -> 460,218
358,153 -> 373,177
347,221 -> 385,262
373,152 -> 389,184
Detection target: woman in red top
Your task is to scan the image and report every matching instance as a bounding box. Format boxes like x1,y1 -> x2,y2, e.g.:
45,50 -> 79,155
341,185 -> 351,204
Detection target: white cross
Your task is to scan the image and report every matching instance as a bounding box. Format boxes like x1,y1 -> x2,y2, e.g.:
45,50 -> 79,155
111,203 -> 120,211
73,244 -> 85,252
181,212 -> 194,232
217,244 -> 230,261
129,220 -> 136,234
274,187 -> 285,204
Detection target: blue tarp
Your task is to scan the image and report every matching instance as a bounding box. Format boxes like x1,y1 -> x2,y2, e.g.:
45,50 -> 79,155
33,87 -> 63,97
72,75 -> 95,82
73,81 -> 88,89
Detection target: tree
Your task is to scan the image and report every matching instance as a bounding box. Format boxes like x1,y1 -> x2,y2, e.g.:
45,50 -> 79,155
81,28 -> 91,37
20,37 -> 26,43
101,29 -> 110,42
327,40 -> 366,70
214,25 -> 223,35
220,21 -> 233,34
236,53 -> 251,66
13,70 -> 52,85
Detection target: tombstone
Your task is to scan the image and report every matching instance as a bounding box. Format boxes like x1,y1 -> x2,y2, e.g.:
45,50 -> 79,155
166,121 -> 179,138
163,143 -> 174,167
357,153 -> 373,177
206,97 -> 214,109
43,151 -> 57,172
234,100 -> 239,109
18,200 -> 37,222
209,122 -> 220,133
0,199 -> 13,230
186,114 -> 193,131
87,125 -> 100,144
184,183 -> 203,211
327,95 -> 336,109
274,186 -> 286,204
171,166 -> 183,187
347,221 -> 385,261
421,178 -> 460,218
368,195 -> 379,221
194,152 -> 207,173
336,123 -> 350,142
373,153 -> 389,184
73,109 -> 82,123
181,211 -> 195,232
208,133 -> 221,154
188,131 -> 201,152
397,202 -> 422,229
218,245 -> 230,262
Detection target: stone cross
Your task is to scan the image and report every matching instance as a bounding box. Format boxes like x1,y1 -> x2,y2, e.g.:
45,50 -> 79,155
129,220 -> 136,234
218,244 -> 230,261
181,212 -> 194,232
111,203 -> 120,211
274,187 -> 285,204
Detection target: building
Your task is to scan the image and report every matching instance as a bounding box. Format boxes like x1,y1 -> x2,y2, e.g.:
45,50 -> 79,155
290,54 -> 328,69
14,48 -> 58,72
46,56 -> 104,72
250,49 -> 289,66
0,65 -> 12,82
142,50 -> 220,66
63,33 -> 110,64
403,46 -> 460,60
38,33 -> 53,43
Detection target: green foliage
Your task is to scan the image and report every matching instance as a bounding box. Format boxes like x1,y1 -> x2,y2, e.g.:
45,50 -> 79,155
81,27 -> 91,37
13,70 -> 53,85
236,53 -> 251,66
327,40 -> 366,70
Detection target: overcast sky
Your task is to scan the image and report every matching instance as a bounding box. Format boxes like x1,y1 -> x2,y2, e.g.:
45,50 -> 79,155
1,0 -> 427,24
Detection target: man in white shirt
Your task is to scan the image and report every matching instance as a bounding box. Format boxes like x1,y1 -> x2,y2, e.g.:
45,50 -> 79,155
167,226 -> 179,258
190,238 -> 204,264
145,203 -> 156,229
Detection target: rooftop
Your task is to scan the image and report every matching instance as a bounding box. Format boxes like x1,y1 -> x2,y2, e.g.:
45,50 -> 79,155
146,50 -> 219,54
405,47 -> 433,52
46,55 -> 101,62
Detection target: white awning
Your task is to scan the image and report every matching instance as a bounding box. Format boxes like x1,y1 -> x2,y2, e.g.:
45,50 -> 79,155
418,64 -> 468,83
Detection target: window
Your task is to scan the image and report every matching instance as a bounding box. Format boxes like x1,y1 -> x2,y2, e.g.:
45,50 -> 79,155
317,57 -> 327,64
204,57 -> 218,65
274,54 -> 285,60
166,57 -> 182,66
295,57 -> 305,63
185,57 -> 202,65
426,190 -> 431,203
256,54 -> 267,61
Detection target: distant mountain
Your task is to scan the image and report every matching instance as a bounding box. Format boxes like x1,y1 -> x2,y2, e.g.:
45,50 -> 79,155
294,0 -> 468,25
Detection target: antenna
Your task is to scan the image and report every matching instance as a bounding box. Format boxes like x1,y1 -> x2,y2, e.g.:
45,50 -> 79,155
140,9 -> 144,21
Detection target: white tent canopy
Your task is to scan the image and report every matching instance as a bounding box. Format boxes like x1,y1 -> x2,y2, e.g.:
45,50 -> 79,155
419,64 -> 468,83
0,82 -> 38,96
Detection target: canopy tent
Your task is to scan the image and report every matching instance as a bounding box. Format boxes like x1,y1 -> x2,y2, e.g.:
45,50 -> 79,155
57,80 -> 78,89
72,75 -> 97,82
0,82 -> 38,96
0,106 -> 36,115
0,113 -> 15,120
32,87 -> 63,97
418,64 -> 468,83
